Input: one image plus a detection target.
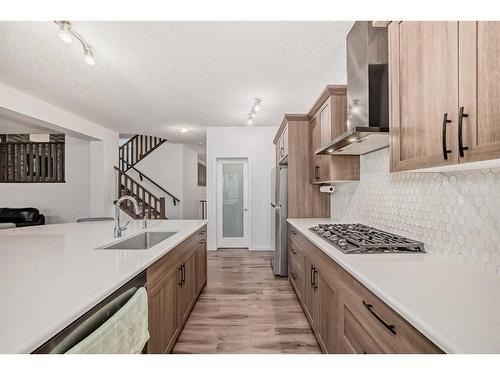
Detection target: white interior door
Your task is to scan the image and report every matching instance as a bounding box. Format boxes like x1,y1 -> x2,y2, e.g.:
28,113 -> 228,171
216,158 -> 249,248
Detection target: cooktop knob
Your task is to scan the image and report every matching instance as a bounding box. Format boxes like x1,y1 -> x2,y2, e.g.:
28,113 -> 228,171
318,228 -> 325,234
338,239 -> 348,248
329,235 -> 339,242
323,231 -> 331,237
313,226 -> 320,231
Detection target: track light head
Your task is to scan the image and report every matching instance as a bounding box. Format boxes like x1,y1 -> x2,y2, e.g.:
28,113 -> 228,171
84,47 -> 95,65
58,22 -> 72,44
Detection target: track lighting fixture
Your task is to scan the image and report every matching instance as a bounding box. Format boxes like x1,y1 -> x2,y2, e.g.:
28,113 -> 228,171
246,98 -> 263,125
54,21 -> 95,66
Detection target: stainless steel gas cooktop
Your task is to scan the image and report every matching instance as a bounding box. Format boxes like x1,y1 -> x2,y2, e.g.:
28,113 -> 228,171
309,223 -> 425,254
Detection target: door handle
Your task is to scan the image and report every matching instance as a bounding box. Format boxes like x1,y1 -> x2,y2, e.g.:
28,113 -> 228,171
442,113 -> 452,160
458,106 -> 469,157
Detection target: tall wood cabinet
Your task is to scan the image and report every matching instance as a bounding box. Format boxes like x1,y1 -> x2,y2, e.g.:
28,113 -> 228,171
273,115 -> 330,218
308,86 -> 360,183
389,21 -> 500,172
147,226 -> 207,354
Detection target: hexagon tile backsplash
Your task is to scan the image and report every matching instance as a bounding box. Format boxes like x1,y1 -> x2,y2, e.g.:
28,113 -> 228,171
331,147 -> 500,275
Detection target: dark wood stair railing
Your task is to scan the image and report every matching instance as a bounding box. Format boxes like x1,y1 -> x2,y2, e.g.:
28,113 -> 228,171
0,141 -> 65,183
119,157 -> 181,206
119,135 -> 166,172
115,166 -> 166,219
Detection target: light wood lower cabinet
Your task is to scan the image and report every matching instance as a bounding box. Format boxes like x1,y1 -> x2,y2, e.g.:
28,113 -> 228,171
288,225 -> 443,354
147,225 -> 207,354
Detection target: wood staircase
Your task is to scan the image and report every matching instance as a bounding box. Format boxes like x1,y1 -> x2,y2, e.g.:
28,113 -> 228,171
115,167 -> 166,219
116,134 -> 176,220
119,134 -> 166,172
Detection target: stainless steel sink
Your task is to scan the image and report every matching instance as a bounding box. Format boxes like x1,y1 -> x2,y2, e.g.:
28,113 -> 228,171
100,231 -> 177,250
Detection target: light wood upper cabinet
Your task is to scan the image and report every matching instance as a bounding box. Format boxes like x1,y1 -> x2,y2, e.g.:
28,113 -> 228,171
459,21 -> 500,163
390,21 -> 500,171
308,86 -> 360,183
389,21 -> 459,171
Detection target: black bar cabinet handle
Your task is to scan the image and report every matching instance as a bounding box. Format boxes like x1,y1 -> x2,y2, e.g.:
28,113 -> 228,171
178,266 -> 183,286
362,300 -> 396,335
442,113 -> 452,160
313,268 -> 318,290
310,265 -> 315,287
314,165 -> 320,179
181,264 -> 186,284
458,106 -> 469,157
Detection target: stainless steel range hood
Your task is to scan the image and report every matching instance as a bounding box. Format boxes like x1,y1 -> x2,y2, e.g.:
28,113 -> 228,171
316,21 -> 389,156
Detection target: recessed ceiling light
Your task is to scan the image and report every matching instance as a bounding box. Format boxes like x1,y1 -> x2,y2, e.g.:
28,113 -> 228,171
176,125 -> 191,133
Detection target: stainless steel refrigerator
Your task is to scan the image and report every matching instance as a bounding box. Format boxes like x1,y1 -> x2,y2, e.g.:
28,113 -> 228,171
271,165 -> 288,277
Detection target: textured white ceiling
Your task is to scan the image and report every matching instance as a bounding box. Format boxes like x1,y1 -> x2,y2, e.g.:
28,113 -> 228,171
0,21 -> 353,156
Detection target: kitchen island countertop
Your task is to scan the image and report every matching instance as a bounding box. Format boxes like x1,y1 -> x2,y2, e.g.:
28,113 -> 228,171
0,219 -> 207,354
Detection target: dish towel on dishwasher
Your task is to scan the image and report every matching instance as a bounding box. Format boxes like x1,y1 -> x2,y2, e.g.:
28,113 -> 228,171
66,287 -> 149,354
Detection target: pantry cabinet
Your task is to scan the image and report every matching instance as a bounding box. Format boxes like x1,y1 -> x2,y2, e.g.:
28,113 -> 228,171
287,224 -> 443,354
147,225 -> 207,353
273,115 -> 330,218
389,21 -> 500,172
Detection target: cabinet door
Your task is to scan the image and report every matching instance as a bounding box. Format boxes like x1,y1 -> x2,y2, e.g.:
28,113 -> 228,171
459,21 -> 500,163
178,249 -> 197,324
304,259 -> 319,330
319,100 -> 332,146
148,265 -> 179,353
282,125 -> 289,159
389,21 -> 459,171
310,116 -> 330,182
196,240 -> 207,292
318,272 -> 338,353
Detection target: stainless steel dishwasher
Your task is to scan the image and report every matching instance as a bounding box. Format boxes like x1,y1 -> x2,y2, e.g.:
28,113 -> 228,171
33,271 -> 147,354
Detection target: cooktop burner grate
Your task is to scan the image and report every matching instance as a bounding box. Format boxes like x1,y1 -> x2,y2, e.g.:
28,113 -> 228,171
309,223 -> 425,254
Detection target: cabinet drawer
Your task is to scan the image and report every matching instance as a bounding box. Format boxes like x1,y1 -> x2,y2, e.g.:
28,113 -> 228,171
338,297 -> 385,354
339,270 -> 442,353
288,247 -> 305,302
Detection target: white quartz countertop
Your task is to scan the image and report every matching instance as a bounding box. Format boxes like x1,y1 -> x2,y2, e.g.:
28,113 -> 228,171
287,218 -> 500,354
0,219 -> 207,354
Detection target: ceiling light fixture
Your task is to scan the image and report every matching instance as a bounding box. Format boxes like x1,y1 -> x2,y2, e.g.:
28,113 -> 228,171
54,21 -> 96,66
176,125 -> 191,133
58,22 -> 73,44
246,98 -> 263,125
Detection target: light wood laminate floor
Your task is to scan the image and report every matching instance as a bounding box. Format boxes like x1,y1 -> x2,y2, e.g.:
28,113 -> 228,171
172,249 -> 321,354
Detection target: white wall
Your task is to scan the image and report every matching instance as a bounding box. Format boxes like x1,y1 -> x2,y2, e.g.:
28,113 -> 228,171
206,127 -> 277,251
0,83 -> 118,218
0,135 -> 90,223
132,142 -> 205,220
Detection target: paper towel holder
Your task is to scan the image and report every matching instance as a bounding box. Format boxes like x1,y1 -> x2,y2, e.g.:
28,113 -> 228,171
320,185 -> 335,193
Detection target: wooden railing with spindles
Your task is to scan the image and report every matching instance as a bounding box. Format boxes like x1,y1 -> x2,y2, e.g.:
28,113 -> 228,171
119,135 -> 166,172
0,141 -> 65,183
115,166 -> 166,219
